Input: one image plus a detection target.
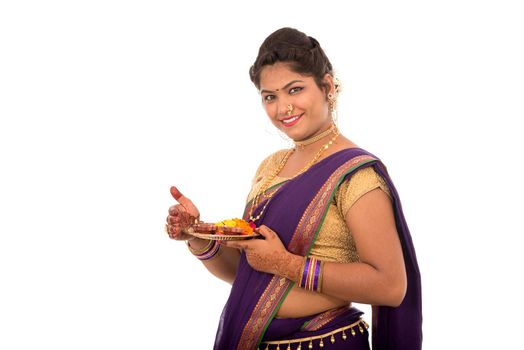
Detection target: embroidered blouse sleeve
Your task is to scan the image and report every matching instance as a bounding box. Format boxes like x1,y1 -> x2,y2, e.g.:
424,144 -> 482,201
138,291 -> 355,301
334,166 -> 392,219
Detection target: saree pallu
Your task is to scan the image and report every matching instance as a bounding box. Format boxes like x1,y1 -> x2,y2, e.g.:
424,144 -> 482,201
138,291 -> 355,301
260,306 -> 370,350
214,148 -> 422,350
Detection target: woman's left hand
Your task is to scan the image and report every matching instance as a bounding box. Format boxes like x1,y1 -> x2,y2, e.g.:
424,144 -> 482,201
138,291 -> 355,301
223,225 -> 302,280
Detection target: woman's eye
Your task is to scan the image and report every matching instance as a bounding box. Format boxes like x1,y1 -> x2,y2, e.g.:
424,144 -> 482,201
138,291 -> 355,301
289,87 -> 303,94
264,95 -> 275,102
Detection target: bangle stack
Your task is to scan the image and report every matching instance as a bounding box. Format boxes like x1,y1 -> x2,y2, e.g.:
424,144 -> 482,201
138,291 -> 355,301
299,256 -> 324,293
187,240 -> 220,261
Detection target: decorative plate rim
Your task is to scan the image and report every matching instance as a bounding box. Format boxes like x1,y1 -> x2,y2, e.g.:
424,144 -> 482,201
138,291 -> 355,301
186,230 -> 260,241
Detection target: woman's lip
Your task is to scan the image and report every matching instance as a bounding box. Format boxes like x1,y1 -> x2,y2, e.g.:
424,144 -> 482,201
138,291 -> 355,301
281,113 -> 304,127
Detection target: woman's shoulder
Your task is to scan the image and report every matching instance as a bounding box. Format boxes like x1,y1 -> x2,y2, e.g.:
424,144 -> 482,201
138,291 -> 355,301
338,145 -> 389,194
334,145 -> 379,161
334,164 -> 392,217
333,146 -> 389,174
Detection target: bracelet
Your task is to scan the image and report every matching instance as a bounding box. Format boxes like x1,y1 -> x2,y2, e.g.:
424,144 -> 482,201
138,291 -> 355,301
186,240 -> 220,261
187,240 -> 214,255
298,256 -> 324,293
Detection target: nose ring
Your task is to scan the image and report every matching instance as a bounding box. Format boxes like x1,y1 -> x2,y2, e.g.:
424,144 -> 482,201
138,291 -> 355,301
286,104 -> 294,117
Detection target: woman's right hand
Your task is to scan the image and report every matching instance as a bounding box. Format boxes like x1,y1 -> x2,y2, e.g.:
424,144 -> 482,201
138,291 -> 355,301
166,186 -> 200,241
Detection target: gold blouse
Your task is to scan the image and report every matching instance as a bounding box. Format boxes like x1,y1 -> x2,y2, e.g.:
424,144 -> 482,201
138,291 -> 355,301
247,149 -> 391,263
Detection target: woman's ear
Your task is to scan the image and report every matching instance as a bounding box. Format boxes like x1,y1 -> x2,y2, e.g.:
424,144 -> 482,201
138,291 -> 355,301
322,73 -> 335,97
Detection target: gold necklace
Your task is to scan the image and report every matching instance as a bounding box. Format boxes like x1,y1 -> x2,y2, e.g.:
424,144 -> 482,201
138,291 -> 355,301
248,149 -> 294,222
248,128 -> 340,222
293,124 -> 336,149
292,127 -> 339,178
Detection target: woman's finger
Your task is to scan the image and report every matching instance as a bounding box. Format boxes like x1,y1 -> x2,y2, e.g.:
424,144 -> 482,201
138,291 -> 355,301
167,215 -> 180,225
167,224 -> 185,240
168,204 -> 182,216
166,224 -> 175,238
170,186 -> 200,217
171,223 -> 182,232
170,186 -> 183,201
257,225 -> 276,239
223,240 -> 248,250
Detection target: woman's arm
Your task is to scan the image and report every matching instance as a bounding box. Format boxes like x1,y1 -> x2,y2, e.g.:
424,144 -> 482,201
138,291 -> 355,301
293,188 -> 406,306
186,239 -> 241,284
225,188 -> 407,307
167,186 -> 241,284
321,187 -> 407,306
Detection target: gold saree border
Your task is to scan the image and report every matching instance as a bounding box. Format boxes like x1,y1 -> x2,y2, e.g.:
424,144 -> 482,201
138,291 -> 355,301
237,154 -> 378,350
237,276 -> 291,350
288,155 -> 377,255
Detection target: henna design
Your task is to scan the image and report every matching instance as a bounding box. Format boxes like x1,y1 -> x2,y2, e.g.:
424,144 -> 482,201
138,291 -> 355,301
245,250 -> 302,282
170,186 -> 183,201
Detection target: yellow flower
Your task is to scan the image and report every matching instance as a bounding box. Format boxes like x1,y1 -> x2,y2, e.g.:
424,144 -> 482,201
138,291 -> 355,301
223,219 -> 237,227
214,218 -> 255,235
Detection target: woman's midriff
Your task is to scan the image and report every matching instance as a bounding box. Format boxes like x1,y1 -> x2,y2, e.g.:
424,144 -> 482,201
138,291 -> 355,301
275,284 -> 349,318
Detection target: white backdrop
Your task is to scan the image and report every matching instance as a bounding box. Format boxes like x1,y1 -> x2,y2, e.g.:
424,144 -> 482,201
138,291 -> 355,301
1,0 -> 523,349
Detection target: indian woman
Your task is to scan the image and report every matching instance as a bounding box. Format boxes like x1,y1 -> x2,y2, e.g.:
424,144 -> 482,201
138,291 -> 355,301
166,27 -> 422,350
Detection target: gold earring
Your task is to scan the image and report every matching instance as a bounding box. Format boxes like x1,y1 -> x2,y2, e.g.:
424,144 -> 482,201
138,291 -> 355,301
333,77 -> 342,94
327,93 -> 335,112
327,93 -> 338,125
286,104 -> 294,116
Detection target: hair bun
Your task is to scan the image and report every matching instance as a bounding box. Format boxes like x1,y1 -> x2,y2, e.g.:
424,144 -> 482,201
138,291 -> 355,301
308,36 -> 320,50
249,28 -> 334,93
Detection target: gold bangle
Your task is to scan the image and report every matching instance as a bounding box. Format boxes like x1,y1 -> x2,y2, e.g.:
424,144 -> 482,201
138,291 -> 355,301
187,240 -> 221,261
318,260 -> 325,293
186,239 -> 214,255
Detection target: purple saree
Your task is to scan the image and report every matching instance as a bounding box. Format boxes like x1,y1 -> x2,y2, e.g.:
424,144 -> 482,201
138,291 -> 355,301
213,148 -> 422,350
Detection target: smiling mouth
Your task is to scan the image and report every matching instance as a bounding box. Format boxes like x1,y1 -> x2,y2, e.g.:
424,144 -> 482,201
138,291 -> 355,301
281,113 -> 304,127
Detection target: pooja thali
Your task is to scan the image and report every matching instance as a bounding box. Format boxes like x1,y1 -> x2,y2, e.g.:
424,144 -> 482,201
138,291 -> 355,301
185,223 -> 260,241
186,229 -> 260,241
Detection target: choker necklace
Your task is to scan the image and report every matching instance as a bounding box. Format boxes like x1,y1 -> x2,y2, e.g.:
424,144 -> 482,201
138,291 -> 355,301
294,124 -> 337,149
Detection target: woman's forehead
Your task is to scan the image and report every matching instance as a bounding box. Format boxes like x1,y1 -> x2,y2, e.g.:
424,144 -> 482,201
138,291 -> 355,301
259,63 -> 311,90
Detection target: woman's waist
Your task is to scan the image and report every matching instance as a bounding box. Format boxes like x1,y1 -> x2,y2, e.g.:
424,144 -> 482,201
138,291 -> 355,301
263,305 -> 366,344
276,285 -> 348,318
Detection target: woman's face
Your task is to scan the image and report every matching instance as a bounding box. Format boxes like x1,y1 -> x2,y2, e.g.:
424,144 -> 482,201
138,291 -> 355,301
259,62 -> 333,142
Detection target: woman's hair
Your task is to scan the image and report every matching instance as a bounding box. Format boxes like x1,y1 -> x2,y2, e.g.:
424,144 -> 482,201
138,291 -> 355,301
249,27 -> 334,94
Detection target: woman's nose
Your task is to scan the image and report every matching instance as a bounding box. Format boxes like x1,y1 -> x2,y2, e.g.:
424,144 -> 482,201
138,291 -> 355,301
278,101 -> 293,117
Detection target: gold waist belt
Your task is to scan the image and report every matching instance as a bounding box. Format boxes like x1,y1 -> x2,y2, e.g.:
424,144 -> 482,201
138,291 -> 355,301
259,318 -> 368,350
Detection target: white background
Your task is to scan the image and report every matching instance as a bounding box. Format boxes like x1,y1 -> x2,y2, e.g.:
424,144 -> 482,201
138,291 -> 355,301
1,0 -> 523,349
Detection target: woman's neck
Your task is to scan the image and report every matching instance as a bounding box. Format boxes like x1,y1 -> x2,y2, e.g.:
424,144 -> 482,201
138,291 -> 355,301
293,123 -> 337,152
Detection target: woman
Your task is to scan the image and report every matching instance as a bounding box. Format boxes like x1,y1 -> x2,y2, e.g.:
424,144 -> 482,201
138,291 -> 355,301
166,27 -> 422,350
